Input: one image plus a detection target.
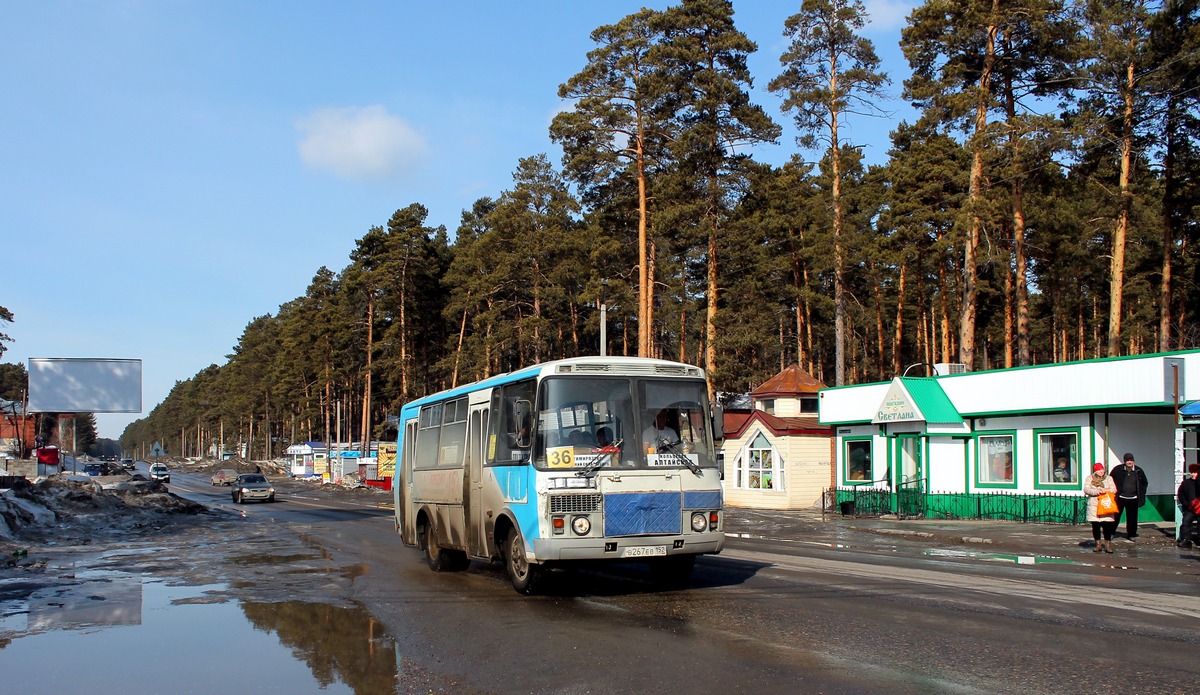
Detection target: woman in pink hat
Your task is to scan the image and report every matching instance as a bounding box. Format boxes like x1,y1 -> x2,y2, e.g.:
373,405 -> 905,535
1084,462 -> 1118,553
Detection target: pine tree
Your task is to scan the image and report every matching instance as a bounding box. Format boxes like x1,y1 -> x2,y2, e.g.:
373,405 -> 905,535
769,0 -> 888,385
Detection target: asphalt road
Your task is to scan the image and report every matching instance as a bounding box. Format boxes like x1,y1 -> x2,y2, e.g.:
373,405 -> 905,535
145,466 -> 1199,695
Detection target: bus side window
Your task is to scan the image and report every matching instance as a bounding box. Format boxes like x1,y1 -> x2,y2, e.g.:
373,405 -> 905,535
512,399 -> 532,449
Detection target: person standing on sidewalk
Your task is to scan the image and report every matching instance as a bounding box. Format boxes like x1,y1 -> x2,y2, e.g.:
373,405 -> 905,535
1110,453 -> 1149,541
1084,462 -> 1118,553
1177,463 -> 1200,549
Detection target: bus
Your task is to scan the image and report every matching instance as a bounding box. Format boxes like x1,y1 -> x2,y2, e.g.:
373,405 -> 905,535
394,356 -> 725,594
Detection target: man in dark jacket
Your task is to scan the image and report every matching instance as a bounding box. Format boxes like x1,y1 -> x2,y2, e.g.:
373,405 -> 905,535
1177,463 -> 1200,549
1110,453 -> 1149,541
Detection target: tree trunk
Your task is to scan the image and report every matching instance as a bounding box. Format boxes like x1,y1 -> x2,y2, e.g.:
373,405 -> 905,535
960,1 -> 999,370
361,300 -> 373,454
791,229 -> 807,370
636,119 -> 651,357
830,61 -> 847,386
451,295 -> 471,388
1107,54 -> 1136,357
871,261 -> 885,379
1159,90 -> 1177,351
893,260 -> 907,377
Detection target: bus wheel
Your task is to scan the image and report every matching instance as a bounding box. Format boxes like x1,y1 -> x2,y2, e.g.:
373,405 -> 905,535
421,521 -> 448,572
504,529 -> 541,595
650,554 -> 695,589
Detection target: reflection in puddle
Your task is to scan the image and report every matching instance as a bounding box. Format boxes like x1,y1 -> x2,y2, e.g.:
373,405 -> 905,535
0,577 -> 399,694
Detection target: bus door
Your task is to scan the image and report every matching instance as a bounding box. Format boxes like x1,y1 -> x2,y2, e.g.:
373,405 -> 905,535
466,406 -> 489,556
400,418 -> 418,546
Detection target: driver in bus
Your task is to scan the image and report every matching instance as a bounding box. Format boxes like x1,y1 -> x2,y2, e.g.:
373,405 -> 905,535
642,409 -> 680,452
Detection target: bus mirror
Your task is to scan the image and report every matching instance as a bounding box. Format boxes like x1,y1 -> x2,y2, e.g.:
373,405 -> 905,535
711,404 -> 724,442
513,400 -> 533,448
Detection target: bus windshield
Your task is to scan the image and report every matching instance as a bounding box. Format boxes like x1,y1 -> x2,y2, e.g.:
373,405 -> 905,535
533,376 -> 715,471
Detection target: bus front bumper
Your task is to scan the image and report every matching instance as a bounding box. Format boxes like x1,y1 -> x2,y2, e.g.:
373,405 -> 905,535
530,531 -> 724,563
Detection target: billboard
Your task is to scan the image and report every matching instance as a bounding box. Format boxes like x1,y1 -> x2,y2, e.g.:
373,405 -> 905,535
27,358 -> 143,413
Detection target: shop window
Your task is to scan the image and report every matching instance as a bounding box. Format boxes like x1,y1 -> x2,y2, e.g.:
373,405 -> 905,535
738,432 -> 781,490
1037,431 -> 1079,486
978,434 -> 1014,486
845,439 -> 872,483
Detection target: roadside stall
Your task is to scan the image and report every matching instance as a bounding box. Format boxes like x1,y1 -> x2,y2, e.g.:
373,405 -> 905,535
820,350 -> 1200,523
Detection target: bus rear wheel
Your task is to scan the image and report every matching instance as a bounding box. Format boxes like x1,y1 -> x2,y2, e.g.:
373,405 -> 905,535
504,529 -> 542,595
421,520 -> 469,572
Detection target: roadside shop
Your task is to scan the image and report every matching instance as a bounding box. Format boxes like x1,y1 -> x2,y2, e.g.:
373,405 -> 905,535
818,350 -> 1200,525
720,365 -> 833,510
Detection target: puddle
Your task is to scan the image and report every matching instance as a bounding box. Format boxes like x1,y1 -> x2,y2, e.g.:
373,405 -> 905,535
0,574 -> 400,694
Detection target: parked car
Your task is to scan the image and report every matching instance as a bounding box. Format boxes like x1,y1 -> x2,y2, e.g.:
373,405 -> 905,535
210,469 -> 239,486
83,463 -> 104,476
148,463 -> 170,482
231,474 -> 275,504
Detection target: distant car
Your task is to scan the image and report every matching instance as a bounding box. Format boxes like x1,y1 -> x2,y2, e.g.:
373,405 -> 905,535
148,463 -> 170,482
231,474 -> 275,504
120,458 -> 136,472
210,469 -> 239,486
83,463 -> 104,476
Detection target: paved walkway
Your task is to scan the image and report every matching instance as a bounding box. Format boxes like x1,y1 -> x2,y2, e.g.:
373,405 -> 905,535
722,507 -> 1199,574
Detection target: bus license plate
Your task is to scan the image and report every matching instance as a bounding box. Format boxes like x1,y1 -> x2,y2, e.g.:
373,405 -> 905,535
621,545 -> 666,558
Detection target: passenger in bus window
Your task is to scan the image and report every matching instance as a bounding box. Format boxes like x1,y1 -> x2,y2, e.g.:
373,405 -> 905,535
595,427 -> 614,448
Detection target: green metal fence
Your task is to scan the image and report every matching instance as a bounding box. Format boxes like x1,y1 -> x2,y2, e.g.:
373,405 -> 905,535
834,484 -> 1087,525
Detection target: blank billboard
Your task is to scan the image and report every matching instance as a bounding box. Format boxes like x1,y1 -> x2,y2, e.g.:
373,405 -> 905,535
27,358 -> 143,413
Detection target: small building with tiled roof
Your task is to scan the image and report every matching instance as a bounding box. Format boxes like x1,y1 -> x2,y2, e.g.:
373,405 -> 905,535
721,365 -> 834,510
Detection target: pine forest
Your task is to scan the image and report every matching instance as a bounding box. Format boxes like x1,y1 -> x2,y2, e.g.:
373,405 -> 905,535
114,0 -> 1200,459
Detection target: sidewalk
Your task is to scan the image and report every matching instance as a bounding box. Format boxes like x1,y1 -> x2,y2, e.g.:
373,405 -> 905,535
721,507 -> 1195,570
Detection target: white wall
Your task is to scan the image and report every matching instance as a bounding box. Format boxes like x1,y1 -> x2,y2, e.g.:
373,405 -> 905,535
1100,413 -> 1177,496
927,438 -> 966,493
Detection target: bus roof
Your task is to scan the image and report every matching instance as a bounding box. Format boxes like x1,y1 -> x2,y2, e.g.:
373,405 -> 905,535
397,356 -> 706,418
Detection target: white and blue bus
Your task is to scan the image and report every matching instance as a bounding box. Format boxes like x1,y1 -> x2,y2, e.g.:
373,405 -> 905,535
394,356 -> 725,594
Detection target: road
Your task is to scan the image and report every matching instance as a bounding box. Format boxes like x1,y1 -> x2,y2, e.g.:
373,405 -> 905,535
137,465 -> 1199,695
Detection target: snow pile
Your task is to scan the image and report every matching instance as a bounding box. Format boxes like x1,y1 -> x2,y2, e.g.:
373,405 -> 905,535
0,477 -> 207,551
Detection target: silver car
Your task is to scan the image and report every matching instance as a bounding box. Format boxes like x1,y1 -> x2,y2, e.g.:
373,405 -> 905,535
148,463 -> 171,482
231,474 -> 275,504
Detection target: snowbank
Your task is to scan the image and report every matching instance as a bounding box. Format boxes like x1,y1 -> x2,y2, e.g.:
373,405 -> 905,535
0,476 -> 206,555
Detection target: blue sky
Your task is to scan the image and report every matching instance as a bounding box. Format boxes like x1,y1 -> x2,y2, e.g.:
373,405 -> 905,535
1,1 -> 917,439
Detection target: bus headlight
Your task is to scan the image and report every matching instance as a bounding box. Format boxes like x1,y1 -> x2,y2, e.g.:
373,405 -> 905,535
571,516 -> 591,536
691,512 -> 708,533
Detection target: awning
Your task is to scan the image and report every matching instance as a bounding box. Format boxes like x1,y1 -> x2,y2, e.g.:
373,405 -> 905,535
872,377 -> 963,425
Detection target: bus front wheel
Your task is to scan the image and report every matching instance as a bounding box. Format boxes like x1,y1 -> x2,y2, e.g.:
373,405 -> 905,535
504,529 -> 542,595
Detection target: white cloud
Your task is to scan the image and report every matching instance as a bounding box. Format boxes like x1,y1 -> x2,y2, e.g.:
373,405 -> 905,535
296,105 -> 427,180
864,0 -> 916,31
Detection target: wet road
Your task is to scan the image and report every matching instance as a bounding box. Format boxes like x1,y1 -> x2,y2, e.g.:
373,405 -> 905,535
161,470 -> 1199,694
4,467 -> 1197,694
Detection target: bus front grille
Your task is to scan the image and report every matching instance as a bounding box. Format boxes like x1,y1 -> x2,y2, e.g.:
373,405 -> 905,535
549,493 -> 603,514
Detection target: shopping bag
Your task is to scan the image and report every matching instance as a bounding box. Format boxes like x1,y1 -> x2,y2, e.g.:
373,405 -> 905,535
1190,497 -> 1200,515
1096,491 -> 1119,516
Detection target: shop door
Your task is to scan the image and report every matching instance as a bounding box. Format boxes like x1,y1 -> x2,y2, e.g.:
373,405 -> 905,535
893,436 -> 925,518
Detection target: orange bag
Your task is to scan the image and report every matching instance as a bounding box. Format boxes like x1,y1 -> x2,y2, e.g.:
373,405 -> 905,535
1096,491 -> 1119,516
